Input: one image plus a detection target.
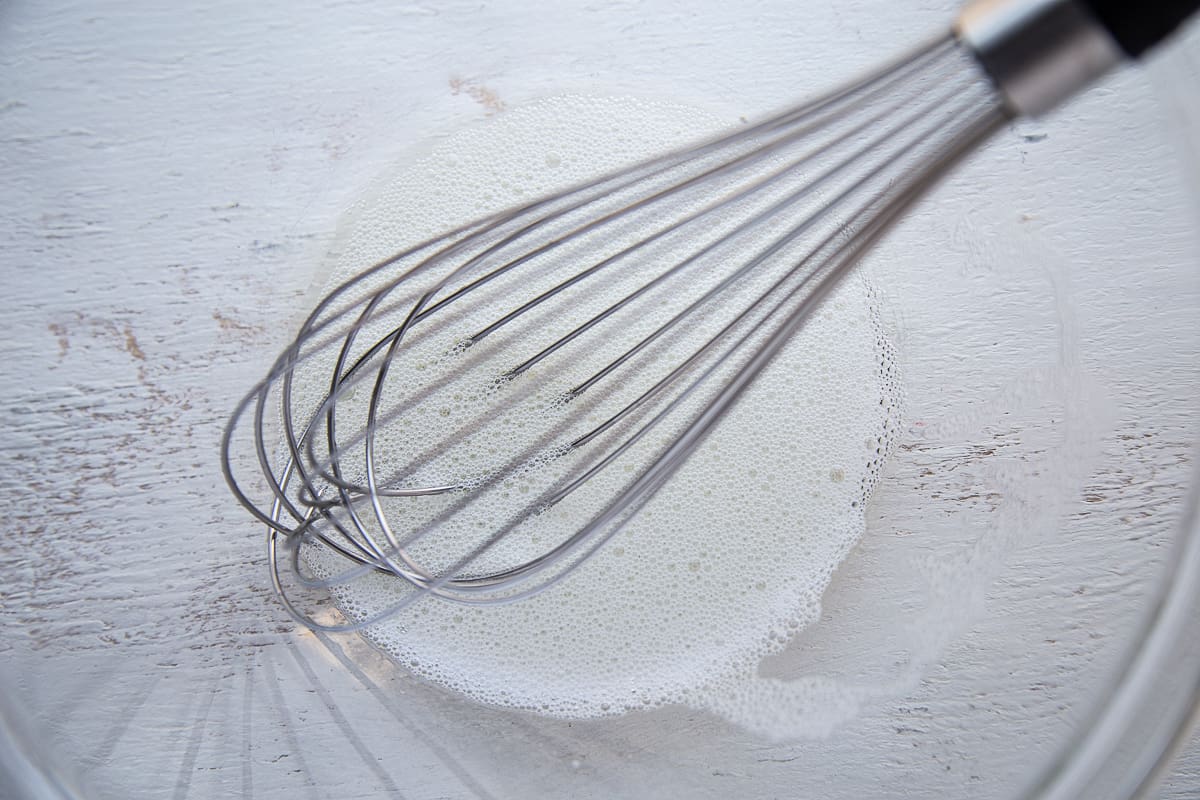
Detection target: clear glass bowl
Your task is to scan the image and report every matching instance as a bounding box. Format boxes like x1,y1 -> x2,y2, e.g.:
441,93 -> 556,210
1,1 -> 1197,798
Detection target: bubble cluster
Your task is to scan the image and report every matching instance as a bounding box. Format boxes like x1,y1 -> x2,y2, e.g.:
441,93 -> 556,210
300,95 -> 902,733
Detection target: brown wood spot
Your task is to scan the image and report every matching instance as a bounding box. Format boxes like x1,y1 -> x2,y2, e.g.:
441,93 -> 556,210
449,76 -> 505,114
48,322 -> 70,358
123,325 -> 146,360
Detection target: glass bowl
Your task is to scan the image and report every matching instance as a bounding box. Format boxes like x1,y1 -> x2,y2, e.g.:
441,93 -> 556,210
1,1 -> 1196,798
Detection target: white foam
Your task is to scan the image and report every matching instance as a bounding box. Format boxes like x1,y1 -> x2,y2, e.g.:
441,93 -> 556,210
299,95 -> 902,737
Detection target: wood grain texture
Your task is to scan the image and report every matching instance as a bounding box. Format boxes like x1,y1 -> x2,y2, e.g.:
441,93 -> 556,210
1,0 -> 1197,798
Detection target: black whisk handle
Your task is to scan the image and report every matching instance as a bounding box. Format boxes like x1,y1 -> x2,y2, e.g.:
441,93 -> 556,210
1081,0 -> 1200,57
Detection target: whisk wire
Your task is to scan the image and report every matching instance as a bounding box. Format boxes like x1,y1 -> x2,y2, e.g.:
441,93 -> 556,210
221,32 -> 1007,631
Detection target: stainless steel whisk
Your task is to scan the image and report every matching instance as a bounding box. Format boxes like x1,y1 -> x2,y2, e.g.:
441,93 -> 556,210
221,0 -> 1197,631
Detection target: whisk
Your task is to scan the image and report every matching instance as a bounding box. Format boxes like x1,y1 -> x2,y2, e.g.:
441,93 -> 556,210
221,0 -> 1198,631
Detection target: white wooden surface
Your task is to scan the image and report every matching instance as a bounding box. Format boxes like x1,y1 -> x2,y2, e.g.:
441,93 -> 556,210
1,1 -> 1198,798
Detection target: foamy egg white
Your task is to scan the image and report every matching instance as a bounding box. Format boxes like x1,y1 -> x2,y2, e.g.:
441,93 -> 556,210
301,95 -> 901,736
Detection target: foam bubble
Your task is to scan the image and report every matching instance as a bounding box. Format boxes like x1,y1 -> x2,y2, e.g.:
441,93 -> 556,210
300,95 -> 902,737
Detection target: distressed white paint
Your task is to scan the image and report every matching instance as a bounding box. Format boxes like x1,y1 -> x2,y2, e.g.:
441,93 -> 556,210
1,1 -> 1198,798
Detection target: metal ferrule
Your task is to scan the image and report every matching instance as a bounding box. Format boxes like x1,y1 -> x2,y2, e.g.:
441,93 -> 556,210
955,0 -> 1124,117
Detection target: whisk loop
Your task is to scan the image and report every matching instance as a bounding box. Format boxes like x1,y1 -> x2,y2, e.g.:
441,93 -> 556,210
221,31 -> 1011,631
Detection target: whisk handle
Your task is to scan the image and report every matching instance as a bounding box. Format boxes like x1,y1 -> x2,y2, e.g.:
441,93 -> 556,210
1082,0 -> 1200,57
957,0 -> 1198,117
